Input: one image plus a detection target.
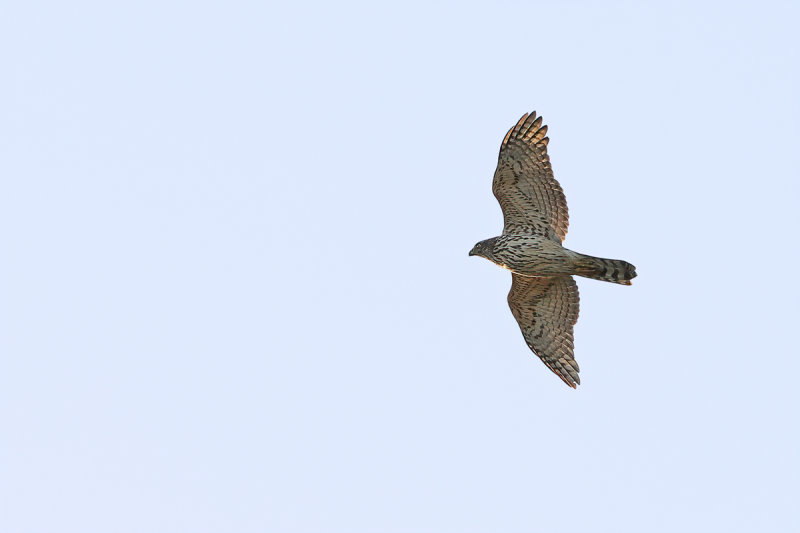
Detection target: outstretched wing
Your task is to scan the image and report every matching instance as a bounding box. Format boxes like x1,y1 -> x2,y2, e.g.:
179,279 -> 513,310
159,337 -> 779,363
507,274 -> 581,388
492,112 -> 569,242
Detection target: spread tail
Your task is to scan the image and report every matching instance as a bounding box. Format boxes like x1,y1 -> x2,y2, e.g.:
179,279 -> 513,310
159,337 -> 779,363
572,253 -> 637,285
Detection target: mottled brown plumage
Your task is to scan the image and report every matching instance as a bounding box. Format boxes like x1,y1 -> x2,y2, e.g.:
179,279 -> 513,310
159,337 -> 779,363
508,275 -> 581,387
469,111 -> 636,388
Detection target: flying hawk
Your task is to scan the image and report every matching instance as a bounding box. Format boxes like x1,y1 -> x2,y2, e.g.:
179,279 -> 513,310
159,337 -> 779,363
469,111 -> 636,388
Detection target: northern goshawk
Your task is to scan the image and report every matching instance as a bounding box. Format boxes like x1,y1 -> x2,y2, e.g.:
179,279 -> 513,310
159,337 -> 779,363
469,111 -> 636,388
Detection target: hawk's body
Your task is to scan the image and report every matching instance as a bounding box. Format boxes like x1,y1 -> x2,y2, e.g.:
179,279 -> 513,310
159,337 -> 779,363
469,112 -> 636,388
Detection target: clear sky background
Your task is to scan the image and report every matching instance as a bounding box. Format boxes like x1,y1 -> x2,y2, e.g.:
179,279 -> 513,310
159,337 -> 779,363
1,1 -> 798,532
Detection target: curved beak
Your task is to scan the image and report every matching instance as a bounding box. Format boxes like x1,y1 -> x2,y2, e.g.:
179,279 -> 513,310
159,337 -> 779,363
468,249 -> 475,256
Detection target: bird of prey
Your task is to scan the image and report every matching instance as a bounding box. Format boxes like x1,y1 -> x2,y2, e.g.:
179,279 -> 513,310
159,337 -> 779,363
469,111 -> 636,388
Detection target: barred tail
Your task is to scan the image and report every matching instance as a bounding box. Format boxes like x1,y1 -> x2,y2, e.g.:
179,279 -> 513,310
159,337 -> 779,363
572,253 -> 637,285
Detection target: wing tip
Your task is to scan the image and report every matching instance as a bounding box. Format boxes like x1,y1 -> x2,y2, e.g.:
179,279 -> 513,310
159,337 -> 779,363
503,110 -> 550,148
542,359 -> 580,388
560,374 -> 579,389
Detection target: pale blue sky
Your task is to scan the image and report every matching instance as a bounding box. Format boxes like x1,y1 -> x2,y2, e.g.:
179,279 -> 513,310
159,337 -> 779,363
1,1 -> 798,532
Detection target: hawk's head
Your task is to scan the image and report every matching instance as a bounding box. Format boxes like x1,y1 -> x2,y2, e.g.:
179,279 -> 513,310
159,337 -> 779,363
468,238 -> 497,260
